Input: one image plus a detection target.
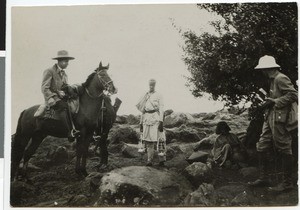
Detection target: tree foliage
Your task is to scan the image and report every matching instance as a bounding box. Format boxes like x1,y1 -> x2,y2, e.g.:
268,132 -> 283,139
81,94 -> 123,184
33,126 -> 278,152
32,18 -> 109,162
183,3 -> 297,106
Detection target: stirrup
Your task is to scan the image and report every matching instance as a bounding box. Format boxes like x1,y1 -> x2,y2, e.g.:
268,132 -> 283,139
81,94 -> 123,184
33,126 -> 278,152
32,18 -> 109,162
71,129 -> 80,138
93,135 -> 102,141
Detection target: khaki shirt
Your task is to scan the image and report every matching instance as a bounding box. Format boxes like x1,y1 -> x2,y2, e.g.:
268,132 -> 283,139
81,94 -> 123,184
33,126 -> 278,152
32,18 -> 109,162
41,64 -> 68,106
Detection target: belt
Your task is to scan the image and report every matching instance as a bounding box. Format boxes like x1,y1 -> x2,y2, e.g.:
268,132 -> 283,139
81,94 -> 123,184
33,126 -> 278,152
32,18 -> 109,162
144,110 -> 157,114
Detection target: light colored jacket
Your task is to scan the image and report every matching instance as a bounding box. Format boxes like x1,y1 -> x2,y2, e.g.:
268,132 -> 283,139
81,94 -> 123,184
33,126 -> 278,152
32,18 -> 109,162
267,72 -> 298,130
140,91 -> 164,125
41,64 -> 68,106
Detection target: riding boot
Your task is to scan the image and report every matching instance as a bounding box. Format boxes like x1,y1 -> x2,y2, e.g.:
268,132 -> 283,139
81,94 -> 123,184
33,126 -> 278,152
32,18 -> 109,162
268,154 -> 294,192
248,152 -> 270,186
56,103 -> 79,142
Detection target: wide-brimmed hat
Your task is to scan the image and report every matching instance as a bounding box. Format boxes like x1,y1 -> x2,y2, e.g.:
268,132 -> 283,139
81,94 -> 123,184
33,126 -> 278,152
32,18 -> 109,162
255,55 -> 280,70
52,50 -> 75,60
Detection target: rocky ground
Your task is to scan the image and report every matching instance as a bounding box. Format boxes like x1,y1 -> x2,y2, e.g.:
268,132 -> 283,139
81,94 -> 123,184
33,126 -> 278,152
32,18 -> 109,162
10,110 -> 298,207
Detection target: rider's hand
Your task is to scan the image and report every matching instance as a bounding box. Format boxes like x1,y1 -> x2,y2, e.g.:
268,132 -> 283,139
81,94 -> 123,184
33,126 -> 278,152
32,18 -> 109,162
58,91 -> 66,98
158,121 -> 163,132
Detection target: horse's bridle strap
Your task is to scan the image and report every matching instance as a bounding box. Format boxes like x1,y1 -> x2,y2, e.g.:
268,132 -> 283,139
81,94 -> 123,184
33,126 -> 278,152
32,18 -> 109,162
85,87 -> 104,99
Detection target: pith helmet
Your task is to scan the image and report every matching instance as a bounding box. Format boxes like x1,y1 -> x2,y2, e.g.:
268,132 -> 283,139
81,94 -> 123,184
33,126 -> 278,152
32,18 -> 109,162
255,55 -> 280,70
52,50 -> 75,60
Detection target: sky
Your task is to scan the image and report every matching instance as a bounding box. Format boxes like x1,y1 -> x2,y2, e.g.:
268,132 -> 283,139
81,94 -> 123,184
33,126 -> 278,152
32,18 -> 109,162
11,4 -> 225,131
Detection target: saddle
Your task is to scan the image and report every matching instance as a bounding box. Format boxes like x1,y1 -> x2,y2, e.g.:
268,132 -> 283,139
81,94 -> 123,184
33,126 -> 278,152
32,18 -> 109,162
34,98 -> 80,120
34,84 -> 82,119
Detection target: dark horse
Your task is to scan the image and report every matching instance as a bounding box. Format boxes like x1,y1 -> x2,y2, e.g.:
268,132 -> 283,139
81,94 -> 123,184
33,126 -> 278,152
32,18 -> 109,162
93,95 -> 122,169
11,62 -> 117,180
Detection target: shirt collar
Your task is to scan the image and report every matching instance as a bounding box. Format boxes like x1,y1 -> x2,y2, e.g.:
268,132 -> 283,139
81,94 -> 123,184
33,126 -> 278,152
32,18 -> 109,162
56,64 -> 64,72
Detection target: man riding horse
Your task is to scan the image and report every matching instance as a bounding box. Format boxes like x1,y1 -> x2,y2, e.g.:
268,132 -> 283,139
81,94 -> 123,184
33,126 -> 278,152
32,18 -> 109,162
37,50 -> 80,141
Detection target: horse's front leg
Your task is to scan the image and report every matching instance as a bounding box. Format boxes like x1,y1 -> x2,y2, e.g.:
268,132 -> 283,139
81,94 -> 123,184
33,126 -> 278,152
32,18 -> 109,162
99,133 -> 109,167
75,128 -> 85,176
80,132 -> 93,177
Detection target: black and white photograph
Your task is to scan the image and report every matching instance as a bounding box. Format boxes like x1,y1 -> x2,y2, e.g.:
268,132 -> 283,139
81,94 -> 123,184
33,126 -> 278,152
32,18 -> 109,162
5,1 -> 298,208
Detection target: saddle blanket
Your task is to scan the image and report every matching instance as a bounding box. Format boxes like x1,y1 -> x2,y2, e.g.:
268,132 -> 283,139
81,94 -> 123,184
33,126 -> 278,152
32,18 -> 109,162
34,98 -> 79,119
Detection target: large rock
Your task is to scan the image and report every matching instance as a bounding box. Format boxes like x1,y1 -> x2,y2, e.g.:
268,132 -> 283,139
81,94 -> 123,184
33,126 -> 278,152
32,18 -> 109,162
184,183 -> 216,206
97,166 -> 193,206
164,112 -> 195,128
165,124 -> 205,143
194,134 -> 218,150
231,191 -> 257,206
183,162 -> 213,187
109,125 -> 140,144
164,109 -> 174,117
186,151 -> 209,164
239,167 -> 259,179
127,114 -> 140,125
121,143 -> 141,158
115,115 -> 127,124
67,194 -> 89,207
83,172 -> 104,193
202,113 -> 217,120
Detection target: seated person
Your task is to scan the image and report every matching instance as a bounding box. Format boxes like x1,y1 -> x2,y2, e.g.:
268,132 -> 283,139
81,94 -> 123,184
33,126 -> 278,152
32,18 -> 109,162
212,121 -> 247,167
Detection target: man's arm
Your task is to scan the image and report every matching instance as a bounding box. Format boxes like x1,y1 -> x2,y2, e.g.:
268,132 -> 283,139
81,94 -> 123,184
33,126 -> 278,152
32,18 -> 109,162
274,75 -> 298,109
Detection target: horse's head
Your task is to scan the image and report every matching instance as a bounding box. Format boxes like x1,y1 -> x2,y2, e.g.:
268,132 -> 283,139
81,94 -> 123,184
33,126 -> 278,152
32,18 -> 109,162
96,62 -> 117,95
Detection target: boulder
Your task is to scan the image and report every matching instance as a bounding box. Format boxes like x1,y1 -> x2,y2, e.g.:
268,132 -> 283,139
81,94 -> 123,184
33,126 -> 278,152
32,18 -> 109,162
165,125 -> 205,143
165,153 -> 190,172
164,109 -> 174,117
183,162 -> 213,187
164,112 -> 195,128
127,114 -> 140,125
231,191 -> 257,206
191,113 -> 207,119
48,146 -> 69,164
109,125 -> 140,144
115,115 -> 127,124
84,172 -> 104,192
184,183 -> 216,206
121,143 -> 141,158
194,134 -> 218,150
97,166 -> 193,206
202,113 -> 217,120
67,194 -> 89,207
239,167 -> 259,179
186,151 -> 209,164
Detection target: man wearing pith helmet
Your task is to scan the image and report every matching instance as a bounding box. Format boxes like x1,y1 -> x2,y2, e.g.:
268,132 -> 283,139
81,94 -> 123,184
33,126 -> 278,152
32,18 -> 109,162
248,55 -> 298,192
40,50 -> 80,141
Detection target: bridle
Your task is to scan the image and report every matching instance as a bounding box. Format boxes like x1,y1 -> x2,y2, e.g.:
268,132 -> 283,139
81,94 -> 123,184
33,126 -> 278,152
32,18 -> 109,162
85,69 -> 114,99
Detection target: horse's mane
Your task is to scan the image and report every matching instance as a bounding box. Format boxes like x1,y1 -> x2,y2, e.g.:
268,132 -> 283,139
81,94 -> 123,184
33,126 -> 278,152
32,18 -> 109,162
82,69 -> 97,87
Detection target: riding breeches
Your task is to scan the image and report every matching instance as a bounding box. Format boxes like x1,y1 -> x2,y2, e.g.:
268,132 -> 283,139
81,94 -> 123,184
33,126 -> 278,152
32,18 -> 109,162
256,110 -> 293,155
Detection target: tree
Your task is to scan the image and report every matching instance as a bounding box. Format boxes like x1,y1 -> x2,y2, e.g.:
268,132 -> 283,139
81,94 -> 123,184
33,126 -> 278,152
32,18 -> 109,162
183,3 -> 297,106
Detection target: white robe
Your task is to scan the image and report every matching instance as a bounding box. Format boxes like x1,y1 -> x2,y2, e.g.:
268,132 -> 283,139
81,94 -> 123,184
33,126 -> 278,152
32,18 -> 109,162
139,91 -> 164,142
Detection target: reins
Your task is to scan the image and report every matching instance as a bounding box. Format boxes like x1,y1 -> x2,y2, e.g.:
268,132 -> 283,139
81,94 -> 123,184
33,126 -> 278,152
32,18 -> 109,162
84,69 -> 113,99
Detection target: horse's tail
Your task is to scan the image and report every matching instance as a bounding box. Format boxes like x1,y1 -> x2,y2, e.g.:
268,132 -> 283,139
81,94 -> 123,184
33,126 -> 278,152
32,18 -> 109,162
11,110 -> 26,180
